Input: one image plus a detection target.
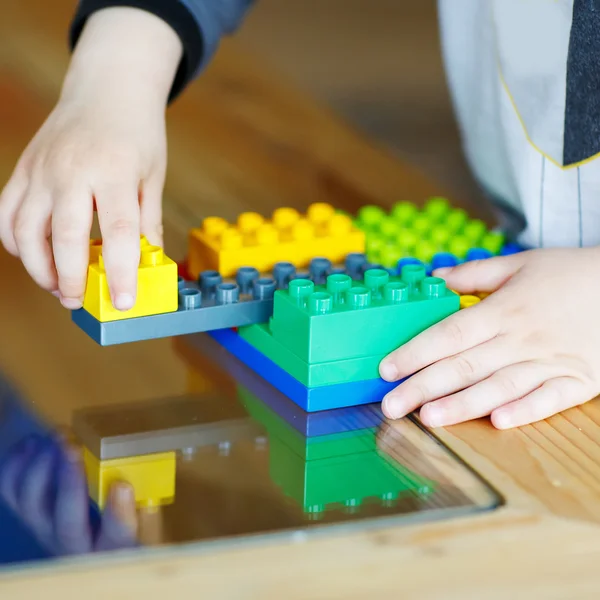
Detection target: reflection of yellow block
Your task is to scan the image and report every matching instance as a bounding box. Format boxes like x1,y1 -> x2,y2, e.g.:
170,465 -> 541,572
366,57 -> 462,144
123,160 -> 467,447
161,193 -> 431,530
188,203 -> 365,278
83,236 -> 178,322
83,449 -> 176,510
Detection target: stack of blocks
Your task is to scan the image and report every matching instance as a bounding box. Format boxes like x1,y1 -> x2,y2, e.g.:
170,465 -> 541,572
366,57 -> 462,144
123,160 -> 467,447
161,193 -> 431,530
211,260 -> 460,412
238,382 -> 433,514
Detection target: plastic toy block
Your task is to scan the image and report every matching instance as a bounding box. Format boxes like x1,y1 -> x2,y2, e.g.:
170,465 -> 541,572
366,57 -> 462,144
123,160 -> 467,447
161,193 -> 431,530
208,328 -> 398,411
240,323 -> 384,387
355,197 -> 506,267
73,394 -> 261,460
72,267 -> 279,345
83,236 -> 178,322
270,266 -> 459,363
83,448 -> 176,510
238,384 -> 377,460
269,436 -> 432,513
187,203 -> 365,278
459,295 -> 481,309
182,331 -> 385,436
72,256 -> 371,346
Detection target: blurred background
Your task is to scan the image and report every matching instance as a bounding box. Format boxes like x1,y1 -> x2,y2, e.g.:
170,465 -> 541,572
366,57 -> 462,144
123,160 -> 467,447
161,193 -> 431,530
238,0 -> 481,207
1,0 -> 483,211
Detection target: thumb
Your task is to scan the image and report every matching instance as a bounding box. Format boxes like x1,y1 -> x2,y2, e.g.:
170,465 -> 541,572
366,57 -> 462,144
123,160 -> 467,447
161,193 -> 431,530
432,252 -> 528,293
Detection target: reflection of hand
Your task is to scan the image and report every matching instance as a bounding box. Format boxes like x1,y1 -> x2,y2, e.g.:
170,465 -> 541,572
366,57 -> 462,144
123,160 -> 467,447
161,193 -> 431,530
0,434 -> 138,556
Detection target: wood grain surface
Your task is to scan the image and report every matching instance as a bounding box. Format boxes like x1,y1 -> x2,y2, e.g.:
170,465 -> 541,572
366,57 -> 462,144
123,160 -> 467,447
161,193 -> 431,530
2,1 -> 600,598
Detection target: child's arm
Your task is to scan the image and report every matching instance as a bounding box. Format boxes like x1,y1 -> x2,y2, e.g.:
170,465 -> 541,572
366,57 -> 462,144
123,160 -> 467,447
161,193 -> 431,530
0,1 -> 254,312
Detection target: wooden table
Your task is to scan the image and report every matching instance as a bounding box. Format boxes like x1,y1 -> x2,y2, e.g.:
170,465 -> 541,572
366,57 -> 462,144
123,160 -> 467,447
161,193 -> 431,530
2,2 -> 600,598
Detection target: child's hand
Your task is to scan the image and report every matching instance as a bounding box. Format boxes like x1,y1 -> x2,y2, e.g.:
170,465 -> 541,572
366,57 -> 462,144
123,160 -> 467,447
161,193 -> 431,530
379,247 -> 600,429
0,7 -> 182,311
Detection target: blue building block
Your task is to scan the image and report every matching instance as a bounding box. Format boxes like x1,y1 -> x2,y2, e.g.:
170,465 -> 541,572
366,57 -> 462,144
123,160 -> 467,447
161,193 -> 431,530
185,331 -> 385,436
72,256 -> 379,346
207,329 -> 398,412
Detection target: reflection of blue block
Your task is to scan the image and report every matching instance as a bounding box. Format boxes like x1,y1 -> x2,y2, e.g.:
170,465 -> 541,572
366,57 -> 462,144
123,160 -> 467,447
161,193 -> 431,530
187,331 -> 385,436
208,329 -> 398,412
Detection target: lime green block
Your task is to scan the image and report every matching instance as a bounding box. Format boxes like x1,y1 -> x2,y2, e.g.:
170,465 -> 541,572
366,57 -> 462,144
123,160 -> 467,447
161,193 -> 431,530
270,436 -> 433,512
239,323 -> 384,387
238,384 -> 377,461
270,267 -> 459,363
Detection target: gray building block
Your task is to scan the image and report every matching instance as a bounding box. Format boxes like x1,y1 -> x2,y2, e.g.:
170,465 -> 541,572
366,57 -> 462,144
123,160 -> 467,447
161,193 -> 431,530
73,394 -> 265,460
72,255 -> 371,346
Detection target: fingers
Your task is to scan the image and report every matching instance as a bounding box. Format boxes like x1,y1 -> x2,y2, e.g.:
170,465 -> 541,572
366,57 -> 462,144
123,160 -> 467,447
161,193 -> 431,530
12,186 -> 58,292
140,169 -> 164,247
433,253 -> 527,294
0,167 -> 29,256
51,183 -> 94,309
96,483 -> 138,551
491,377 -> 589,429
382,337 -> 514,419
418,362 -> 552,427
95,181 -> 141,311
380,301 -> 498,382
54,447 -> 92,554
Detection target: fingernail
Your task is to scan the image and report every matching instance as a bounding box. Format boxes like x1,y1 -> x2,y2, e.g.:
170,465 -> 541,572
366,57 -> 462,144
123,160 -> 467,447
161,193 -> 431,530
114,483 -> 135,504
382,394 -> 405,419
420,404 -> 442,428
113,293 -> 134,311
492,411 -> 512,429
60,296 -> 83,310
379,361 -> 399,381
51,290 -> 60,298
432,267 -> 451,276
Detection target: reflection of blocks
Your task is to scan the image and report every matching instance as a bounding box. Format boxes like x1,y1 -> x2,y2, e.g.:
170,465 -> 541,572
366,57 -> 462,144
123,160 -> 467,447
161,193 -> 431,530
83,236 -> 178,322
83,448 -> 176,510
182,332 -> 385,436
208,328 -> 397,411
188,203 -> 365,278
269,265 -> 459,363
239,380 -> 432,513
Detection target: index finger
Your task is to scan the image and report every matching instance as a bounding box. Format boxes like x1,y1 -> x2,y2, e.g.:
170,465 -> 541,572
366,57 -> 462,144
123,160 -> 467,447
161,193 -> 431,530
95,181 -> 141,311
379,301 -> 498,381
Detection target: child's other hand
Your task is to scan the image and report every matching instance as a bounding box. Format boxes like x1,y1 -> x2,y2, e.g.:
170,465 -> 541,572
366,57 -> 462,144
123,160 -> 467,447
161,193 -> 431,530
0,7 -> 182,311
379,248 -> 600,429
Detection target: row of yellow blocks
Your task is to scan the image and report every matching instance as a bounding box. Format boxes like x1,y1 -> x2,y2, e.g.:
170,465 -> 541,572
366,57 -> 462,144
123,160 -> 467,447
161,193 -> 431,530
82,203 -> 489,323
83,203 -> 365,322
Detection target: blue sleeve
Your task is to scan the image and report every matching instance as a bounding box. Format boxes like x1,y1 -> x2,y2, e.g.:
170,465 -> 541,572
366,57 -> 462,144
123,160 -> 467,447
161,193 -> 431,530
70,0 -> 255,100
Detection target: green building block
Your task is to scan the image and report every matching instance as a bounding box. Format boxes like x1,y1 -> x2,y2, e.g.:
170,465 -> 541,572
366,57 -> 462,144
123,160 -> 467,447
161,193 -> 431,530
354,197 -> 505,266
239,323 -> 384,387
238,384 -> 376,460
270,266 -> 459,363
270,436 -> 433,513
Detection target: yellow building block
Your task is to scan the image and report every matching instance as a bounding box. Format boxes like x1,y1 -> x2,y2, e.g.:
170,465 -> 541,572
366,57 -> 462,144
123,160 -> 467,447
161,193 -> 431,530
83,236 -> 178,322
83,448 -> 176,510
188,203 -> 366,278
459,294 -> 481,309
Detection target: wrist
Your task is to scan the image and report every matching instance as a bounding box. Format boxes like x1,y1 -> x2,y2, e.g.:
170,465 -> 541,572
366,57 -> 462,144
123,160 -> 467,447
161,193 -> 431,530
62,7 -> 182,109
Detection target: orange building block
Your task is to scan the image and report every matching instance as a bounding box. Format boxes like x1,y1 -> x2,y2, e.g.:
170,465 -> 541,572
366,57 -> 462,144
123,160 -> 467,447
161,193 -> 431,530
187,203 -> 366,278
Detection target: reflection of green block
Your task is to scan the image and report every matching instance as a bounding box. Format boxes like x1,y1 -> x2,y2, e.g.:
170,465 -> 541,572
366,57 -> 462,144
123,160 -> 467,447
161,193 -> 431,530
238,384 -> 376,460
239,323 -> 383,387
238,384 -> 434,512
270,266 -> 459,363
270,436 -> 433,512
354,197 -> 505,266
